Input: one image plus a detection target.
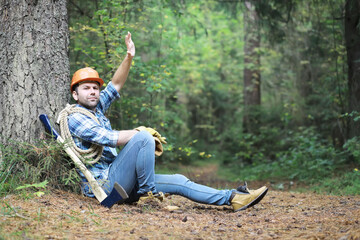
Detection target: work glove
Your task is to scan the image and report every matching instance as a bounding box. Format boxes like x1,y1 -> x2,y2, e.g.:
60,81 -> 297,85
135,126 -> 167,156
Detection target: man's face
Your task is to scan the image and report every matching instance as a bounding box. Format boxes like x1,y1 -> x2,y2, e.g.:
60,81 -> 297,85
72,82 -> 100,110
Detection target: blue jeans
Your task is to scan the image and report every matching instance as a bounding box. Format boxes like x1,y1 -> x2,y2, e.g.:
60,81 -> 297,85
105,131 -> 233,206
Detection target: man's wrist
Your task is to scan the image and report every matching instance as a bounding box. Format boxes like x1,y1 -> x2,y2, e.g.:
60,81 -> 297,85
126,53 -> 134,59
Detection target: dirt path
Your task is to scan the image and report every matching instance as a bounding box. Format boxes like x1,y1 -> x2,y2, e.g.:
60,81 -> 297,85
1,164 -> 360,239
1,186 -> 360,239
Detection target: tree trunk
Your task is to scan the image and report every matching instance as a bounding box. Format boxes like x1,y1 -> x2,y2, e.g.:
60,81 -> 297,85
243,0 -> 261,133
0,0 -> 70,144
345,0 -> 360,138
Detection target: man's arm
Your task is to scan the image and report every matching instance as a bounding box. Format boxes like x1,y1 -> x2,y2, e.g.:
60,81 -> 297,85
112,32 -> 135,92
116,130 -> 138,146
111,32 -> 137,145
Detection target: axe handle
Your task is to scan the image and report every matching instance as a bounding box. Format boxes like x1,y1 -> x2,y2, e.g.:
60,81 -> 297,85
59,137 -> 108,202
39,114 -> 108,202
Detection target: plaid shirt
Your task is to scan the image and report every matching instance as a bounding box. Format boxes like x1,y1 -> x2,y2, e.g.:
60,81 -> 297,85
67,82 -> 120,197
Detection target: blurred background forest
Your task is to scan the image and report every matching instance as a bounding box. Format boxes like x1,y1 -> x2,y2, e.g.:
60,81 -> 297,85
67,0 -> 360,194
1,0 -> 360,196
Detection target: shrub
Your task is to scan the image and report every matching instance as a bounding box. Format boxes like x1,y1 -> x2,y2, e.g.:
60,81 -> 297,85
343,137 -> 360,164
310,168 -> 360,195
227,126 -> 350,186
0,139 -> 80,196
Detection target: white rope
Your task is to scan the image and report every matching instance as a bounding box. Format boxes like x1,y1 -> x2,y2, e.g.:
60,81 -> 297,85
57,104 -> 103,165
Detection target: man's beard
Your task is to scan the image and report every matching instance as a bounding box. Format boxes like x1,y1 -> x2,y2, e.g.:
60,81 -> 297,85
80,99 -> 99,110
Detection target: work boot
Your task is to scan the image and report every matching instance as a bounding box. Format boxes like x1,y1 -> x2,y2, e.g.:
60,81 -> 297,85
236,181 -> 250,194
139,191 -> 165,202
230,186 -> 268,211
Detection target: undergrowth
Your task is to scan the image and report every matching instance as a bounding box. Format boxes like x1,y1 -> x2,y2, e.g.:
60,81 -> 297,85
0,139 -> 80,196
221,126 -> 360,195
1,125 -> 360,197
309,168 -> 360,195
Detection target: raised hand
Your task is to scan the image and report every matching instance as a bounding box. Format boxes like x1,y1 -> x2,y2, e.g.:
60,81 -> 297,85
125,31 -> 135,57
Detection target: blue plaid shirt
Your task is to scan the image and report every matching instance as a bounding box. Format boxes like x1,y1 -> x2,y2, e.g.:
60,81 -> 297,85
68,82 -> 120,197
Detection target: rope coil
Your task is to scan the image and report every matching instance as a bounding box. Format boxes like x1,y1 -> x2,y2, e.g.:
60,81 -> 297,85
57,104 -> 103,165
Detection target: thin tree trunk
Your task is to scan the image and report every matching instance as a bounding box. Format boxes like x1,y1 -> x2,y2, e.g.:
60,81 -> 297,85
0,0 -> 70,144
243,0 -> 261,133
345,0 -> 360,138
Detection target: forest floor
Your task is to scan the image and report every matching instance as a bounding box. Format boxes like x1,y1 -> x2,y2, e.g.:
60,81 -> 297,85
1,164 -> 360,240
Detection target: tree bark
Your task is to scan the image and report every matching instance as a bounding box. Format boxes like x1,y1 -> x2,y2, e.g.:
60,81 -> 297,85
345,0 -> 360,138
0,0 -> 70,144
243,0 -> 261,133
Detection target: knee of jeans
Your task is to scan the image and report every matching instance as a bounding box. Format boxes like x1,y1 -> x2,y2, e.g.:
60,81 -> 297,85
135,131 -> 155,147
173,174 -> 190,184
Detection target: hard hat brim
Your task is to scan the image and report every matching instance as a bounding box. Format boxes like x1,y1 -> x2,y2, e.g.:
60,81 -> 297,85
71,78 -> 104,92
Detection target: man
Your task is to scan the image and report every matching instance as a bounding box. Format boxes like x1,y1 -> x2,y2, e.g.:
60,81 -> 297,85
67,32 -> 268,211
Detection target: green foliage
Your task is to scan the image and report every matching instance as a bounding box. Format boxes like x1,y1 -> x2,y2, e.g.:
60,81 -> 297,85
0,0 -> 353,197
274,127 -> 346,182
343,137 -> 360,164
68,0 -> 246,164
66,0 -> 358,195
15,180 -> 48,198
224,126 -> 360,195
0,140 -> 80,196
15,180 -> 48,190
309,168 -> 360,195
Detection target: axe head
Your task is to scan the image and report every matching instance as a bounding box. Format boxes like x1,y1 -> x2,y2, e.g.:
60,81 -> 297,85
100,182 -> 129,208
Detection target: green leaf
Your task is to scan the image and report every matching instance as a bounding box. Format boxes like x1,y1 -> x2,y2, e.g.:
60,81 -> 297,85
16,180 -> 48,190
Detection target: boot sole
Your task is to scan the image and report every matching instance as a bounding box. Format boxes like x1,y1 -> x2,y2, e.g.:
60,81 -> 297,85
235,187 -> 268,211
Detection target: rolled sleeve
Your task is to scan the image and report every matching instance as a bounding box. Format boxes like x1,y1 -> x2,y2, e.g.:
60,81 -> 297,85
68,113 -> 119,148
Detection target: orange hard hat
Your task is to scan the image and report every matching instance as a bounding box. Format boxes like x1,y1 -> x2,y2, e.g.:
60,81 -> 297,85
70,67 -> 104,92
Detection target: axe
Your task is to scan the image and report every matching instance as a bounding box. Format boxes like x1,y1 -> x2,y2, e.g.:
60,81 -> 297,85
39,114 -> 128,208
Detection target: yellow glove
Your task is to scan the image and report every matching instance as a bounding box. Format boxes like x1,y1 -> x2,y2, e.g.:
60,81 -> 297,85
135,126 -> 167,156
135,126 -> 167,144
153,137 -> 163,157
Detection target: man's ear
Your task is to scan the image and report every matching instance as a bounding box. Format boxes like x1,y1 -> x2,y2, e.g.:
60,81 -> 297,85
72,91 -> 79,101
